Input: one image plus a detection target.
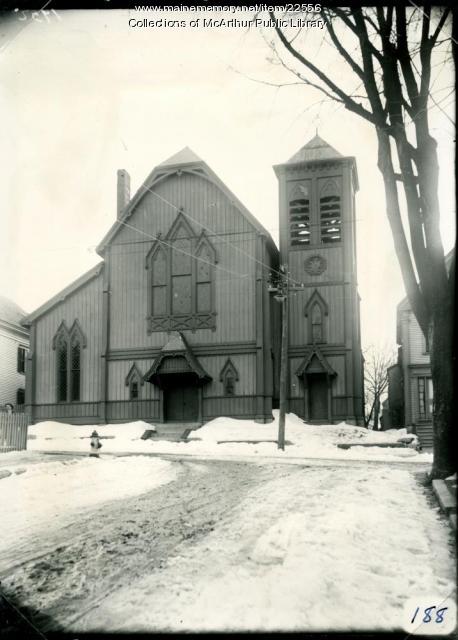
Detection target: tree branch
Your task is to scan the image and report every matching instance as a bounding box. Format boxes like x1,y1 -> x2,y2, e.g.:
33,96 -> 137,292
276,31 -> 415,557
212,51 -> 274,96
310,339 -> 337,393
268,10 -> 378,126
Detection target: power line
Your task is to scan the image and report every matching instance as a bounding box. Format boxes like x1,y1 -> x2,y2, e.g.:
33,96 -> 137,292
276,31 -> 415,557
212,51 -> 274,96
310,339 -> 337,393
115,217 -> 249,281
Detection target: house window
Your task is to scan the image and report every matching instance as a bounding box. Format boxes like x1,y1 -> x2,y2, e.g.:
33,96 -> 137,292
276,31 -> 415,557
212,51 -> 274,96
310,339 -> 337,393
422,332 -> 430,354
418,376 -> 433,419
130,381 -> 139,400
17,346 -> 26,374
220,358 -> 239,397
289,184 -> 310,246
53,321 -> 86,403
146,213 -> 217,332
16,388 -> 25,406
320,180 -> 341,244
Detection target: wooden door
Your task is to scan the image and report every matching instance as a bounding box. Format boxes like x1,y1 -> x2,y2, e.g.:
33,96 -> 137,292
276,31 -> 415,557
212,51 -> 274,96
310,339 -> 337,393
308,374 -> 328,421
165,386 -> 198,422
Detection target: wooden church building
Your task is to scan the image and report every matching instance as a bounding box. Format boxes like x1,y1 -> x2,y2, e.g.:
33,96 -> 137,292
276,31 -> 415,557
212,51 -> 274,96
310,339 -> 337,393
23,136 -> 364,426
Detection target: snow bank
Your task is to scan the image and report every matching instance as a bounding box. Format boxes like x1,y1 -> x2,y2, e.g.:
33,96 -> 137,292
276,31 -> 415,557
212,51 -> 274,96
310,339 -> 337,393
0,456 -> 177,554
77,465 -> 455,633
27,412 -> 431,464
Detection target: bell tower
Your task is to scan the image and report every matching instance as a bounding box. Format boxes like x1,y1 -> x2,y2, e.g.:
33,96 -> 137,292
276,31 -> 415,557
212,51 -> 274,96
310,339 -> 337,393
274,134 -> 364,424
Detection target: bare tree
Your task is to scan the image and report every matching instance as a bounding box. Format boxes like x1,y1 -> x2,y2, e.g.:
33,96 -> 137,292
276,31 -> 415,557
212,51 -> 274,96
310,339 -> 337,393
363,346 -> 396,430
263,5 -> 455,478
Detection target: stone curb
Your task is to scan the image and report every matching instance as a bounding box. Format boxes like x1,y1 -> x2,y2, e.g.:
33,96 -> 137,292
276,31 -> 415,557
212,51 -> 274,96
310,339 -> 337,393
432,478 -> 457,530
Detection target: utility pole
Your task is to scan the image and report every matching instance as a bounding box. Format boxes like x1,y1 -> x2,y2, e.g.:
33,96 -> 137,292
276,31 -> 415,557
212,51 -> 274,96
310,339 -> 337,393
270,264 -> 289,450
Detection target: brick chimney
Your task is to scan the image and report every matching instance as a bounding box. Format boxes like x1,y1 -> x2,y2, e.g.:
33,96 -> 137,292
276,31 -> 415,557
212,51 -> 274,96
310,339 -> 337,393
117,169 -> 131,219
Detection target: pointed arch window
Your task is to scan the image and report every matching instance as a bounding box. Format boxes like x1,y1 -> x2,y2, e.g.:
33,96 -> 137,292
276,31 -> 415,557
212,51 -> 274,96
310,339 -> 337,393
305,290 -> 328,344
289,183 -> 311,246
311,303 -> 324,343
52,321 -> 86,403
146,212 -> 217,333
320,180 -> 341,244
220,358 -> 239,397
125,364 -> 144,400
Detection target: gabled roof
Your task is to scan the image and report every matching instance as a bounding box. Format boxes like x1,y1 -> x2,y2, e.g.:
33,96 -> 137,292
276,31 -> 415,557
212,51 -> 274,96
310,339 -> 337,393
287,134 -> 343,164
22,262 -> 104,326
295,347 -> 336,377
96,149 -> 277,255
158,146 -> 202,167
144,332 -> 212,386
0,296 -> 28,327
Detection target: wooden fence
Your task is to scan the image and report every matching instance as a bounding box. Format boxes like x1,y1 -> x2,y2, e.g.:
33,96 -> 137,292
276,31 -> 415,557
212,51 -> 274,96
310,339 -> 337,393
0,411 -> 29,453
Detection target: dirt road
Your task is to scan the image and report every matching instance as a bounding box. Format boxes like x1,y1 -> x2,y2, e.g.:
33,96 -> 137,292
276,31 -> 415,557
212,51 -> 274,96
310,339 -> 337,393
0,456 -> 454,634
0,457 -> 272,633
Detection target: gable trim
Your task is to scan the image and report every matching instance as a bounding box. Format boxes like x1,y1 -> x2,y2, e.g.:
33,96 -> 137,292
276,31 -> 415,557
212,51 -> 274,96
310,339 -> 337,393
96,160 -> 276,255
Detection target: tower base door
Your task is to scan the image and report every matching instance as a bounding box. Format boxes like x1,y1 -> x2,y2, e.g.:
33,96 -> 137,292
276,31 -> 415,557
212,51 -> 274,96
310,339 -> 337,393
165,385 -> 198,422
308,374 -> 329,421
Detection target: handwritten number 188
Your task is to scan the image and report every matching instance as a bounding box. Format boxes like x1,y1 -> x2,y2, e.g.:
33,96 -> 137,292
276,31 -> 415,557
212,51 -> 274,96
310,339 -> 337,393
411,606 -> 448,625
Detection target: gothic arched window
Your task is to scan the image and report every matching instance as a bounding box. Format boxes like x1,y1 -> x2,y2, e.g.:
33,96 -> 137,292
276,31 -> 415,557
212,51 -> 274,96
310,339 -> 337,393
311,303 -> 324,343
219,358 -> 239,397
320,180 -> 341,244
56,332 -> 68,402
125,363 -> 144,400
53,321 -> 86,403
289,183 -> 311,246
305,290 -> 328,344
146,212 -> 217,333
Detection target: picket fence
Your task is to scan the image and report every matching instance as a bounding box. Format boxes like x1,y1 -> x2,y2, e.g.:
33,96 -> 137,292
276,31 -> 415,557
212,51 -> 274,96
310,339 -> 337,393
0,411 -> 29,453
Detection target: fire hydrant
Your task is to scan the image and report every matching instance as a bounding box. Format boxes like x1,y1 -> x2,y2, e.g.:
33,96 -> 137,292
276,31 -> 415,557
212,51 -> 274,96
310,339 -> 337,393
89,430 -> 102,458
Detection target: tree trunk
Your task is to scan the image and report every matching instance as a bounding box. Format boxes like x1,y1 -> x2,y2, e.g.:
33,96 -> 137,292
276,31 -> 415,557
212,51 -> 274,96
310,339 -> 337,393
430,300 -> 455,479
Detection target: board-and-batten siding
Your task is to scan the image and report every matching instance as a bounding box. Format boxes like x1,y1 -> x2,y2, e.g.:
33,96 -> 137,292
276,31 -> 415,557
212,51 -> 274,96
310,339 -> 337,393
109,172 -> 257,349
288,286 -> 345,346
34,274 -> 103,405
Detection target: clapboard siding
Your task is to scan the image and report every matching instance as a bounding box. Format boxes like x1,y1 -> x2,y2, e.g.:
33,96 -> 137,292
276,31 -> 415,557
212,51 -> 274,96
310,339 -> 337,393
34,275 -> 103,404
400,310 -> 430,364
0,329 -> 28,406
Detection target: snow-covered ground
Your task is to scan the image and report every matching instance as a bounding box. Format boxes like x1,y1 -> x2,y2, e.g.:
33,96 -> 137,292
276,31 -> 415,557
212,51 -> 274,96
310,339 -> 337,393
0,456 -> 177,558
74,464 -> 455,633
27,411 -> 432,464
0,446 -> 453,633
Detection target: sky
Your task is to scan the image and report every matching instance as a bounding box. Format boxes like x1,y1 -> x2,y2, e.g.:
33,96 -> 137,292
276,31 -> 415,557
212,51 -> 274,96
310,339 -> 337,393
0,8 -> 455,350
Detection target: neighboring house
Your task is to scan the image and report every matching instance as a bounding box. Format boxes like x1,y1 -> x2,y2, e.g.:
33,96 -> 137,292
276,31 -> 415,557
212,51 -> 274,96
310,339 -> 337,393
0,296 -> 29,410
386,250 -> 454,448
22,136 -> 364,427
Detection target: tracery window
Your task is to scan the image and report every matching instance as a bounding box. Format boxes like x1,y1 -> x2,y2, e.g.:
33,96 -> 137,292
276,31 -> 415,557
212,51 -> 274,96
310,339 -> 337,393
320,180 -> 341,244
146,212 -> 217,333
52,321 -> 86,403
